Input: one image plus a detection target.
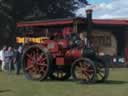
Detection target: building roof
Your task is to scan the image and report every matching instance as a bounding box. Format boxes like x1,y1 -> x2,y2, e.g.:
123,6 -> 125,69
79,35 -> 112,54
16,17 -> 128,27
16,17 -> 85,27
93,19 -> 128,26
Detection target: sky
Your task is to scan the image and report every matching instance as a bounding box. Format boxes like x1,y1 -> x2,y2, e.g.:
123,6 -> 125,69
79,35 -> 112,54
89,0 -> 112,4
76,0 -> 128,19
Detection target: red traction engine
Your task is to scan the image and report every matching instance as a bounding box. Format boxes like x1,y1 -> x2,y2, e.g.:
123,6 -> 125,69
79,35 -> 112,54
22,36 -> 109,83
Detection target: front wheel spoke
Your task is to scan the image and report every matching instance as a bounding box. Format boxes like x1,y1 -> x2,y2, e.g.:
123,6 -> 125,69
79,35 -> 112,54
79,62 -> 84,69
75,66 -> 82,71
83,71 -> 90,80
76,70 -> 82,74
86,69 -> 94,73
85,64 -> 90,69
80,73 -> 84,79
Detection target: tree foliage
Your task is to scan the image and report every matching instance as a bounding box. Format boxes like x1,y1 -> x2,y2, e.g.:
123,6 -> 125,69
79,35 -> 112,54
0,0 -> 88,47
0,0 -> 15,46
14,0 -> 79,20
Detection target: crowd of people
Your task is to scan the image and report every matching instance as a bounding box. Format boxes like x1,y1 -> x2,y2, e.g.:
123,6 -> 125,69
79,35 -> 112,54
0,45 -> 22,75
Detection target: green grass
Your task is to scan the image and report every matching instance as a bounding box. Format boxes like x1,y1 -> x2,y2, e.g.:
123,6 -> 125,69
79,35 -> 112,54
0,68 -> 128,96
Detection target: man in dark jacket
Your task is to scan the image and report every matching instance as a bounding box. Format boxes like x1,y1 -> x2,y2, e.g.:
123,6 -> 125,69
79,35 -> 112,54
14,47 -> 21,75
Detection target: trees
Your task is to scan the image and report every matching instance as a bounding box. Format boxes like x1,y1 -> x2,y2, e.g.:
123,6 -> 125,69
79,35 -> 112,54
14,0 -> 79,20
0,0 -> 15,47
38,0 -> 77,19
0,0 -> 88,46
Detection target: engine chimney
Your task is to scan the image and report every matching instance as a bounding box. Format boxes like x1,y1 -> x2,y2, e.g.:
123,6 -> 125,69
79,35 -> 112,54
86,9 -> 93,47
86,9 -> 92,24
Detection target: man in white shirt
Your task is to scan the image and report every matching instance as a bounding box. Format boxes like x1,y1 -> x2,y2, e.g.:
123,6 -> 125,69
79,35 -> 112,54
0,46 -> 7,71
0,50 -> 2,60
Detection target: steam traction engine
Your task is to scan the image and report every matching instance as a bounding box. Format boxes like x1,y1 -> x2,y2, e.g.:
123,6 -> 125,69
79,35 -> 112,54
22,36 -> 109,83
17,10 -> 109,83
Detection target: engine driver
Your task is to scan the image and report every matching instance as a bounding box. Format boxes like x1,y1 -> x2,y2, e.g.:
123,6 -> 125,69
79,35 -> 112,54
68,32 -> 87,48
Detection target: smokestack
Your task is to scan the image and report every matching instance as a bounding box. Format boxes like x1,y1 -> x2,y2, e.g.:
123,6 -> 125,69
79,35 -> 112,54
86,9 -> 93,47
86,9 -> 92,23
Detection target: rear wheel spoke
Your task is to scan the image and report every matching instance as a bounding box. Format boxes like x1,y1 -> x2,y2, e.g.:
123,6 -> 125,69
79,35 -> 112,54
26,54 -> 33,60
37,63 -> 48,67
25,65 -> 34,71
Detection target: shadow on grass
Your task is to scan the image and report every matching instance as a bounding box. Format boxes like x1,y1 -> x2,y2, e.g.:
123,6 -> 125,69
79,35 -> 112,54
42,79 -> 128,85
42,78 -> 74,82
98,80 -> 128,85
0,89 -> 12,93
22,74 -> 128,85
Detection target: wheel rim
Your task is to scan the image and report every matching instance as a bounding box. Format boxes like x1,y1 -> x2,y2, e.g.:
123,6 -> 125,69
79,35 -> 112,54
72,58 -> 96,83
23,46 -> 49,80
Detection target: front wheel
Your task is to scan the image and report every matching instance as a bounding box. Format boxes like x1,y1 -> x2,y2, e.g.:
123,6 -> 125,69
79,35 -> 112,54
71,58 -> 96,83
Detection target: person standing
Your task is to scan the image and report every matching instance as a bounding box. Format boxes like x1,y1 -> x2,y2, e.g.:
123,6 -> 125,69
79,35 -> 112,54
14,46 -> 21,75
79,32 -> 87,47
0,46 -> 7,72
0,49 -> 2,70
4,46 -> 14,73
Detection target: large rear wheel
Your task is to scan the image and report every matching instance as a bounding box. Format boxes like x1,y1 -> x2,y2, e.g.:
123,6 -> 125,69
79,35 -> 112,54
71,58 -> 96,83
22,45 -> 50,81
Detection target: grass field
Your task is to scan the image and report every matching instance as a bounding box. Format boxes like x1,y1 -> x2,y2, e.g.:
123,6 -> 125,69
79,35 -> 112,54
0,68 -> 128,96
